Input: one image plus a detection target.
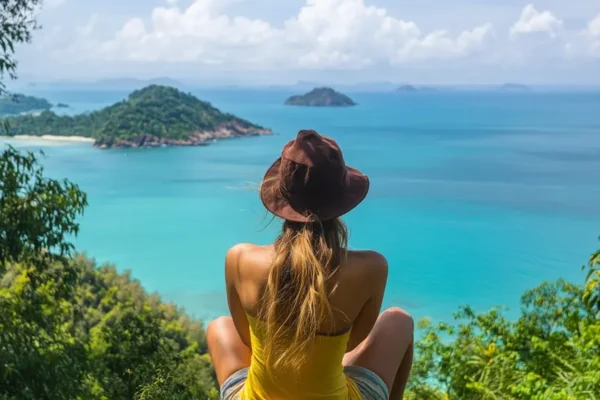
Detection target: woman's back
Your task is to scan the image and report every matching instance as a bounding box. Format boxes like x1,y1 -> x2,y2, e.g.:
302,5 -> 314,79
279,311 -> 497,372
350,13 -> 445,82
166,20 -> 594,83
226,243 -> 389,400
230,243 -> 388,338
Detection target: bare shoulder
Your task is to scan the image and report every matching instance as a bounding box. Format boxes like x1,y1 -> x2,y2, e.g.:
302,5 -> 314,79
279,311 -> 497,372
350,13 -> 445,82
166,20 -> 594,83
227,243 -> 270,259
347,250 -> 389,280
226,243 -> 273,278
226,243 -> 256,260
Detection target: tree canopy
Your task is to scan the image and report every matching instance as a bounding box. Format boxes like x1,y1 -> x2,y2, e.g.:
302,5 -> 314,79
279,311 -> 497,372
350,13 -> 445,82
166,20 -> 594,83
0,0 -> 41,97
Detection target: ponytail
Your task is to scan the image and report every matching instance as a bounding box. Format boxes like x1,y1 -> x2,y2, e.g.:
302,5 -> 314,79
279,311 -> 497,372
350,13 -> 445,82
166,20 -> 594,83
259,219 -> 348,371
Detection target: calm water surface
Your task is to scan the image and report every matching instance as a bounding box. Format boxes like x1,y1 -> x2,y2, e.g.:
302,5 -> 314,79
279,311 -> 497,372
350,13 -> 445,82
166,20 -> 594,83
2,88 -> 599,323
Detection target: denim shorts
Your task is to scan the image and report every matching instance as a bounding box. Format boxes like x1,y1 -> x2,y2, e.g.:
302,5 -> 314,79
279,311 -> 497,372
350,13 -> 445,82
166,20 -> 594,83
220,366 -> 389,400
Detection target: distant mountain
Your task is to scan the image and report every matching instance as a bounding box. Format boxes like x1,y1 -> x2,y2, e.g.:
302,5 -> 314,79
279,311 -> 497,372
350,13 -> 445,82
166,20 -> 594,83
285,87 -> 356,107
0,94 -> 52,116
499,83 -> 531,91
395,84 -> 442,93
98,77 -> 183,88
28,77 -> 185,91
396,85 -> 418,92
5,85 -> 272,149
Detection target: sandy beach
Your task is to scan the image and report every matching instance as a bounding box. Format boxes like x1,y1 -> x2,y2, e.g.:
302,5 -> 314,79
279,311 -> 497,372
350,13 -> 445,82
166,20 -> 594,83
1,135 -> 95,143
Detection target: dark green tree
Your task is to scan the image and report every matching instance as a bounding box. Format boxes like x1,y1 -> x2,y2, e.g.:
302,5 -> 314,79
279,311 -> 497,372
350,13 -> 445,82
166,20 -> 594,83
0,146 -> 88,269
0,147 -> 89,399
0,0 -> 42,96
0,147 -> 218,398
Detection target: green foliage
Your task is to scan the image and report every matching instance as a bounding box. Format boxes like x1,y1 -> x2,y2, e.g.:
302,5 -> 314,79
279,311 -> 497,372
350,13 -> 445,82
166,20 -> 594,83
1,255 -> 218,400
0,0 -> 42,97
0,146 -> 87,269
4,85 -> 266,144
408,248 -> 600,400
584,246 -> 600,314
0,147 -> 217,399
0,93 -> 52,116
80,256 -> 216,400
0,0 -> 42,133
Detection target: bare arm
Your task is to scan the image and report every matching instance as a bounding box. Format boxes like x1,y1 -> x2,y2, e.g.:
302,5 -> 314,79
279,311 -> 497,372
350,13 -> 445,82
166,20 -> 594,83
225,244 -> 252,348
346,252 -> 389,351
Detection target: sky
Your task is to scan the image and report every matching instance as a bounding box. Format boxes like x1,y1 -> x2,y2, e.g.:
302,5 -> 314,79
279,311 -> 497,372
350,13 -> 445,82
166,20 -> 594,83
13,0 -> 600,85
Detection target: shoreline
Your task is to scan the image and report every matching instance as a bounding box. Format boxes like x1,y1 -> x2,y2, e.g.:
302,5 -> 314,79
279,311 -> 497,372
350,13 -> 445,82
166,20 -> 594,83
1,135 -> 95,143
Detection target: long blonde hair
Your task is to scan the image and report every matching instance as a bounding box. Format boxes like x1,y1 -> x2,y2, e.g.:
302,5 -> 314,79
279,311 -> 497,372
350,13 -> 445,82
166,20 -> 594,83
259,218 -> 348,371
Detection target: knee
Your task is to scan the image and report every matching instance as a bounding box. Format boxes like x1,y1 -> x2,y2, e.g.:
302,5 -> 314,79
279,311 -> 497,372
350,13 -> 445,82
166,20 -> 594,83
381,307 -> 414,333
207,316 -> 234,341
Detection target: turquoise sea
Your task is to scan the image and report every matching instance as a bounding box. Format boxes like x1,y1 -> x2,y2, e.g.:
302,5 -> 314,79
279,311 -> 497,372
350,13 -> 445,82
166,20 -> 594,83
2,88 -> 600,324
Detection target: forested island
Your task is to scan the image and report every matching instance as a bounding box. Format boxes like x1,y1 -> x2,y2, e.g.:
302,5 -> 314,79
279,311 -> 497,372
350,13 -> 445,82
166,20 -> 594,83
0,93 -> 52,116
4,85 -> 272,148
285,87 -> 356,107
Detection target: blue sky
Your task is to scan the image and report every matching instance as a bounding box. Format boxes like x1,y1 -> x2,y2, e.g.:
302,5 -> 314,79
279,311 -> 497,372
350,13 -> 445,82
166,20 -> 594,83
14,0 -> 600,84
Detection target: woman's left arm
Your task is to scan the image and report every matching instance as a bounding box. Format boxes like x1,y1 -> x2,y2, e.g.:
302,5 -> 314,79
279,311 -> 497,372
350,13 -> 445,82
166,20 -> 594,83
225,244 -> 252,348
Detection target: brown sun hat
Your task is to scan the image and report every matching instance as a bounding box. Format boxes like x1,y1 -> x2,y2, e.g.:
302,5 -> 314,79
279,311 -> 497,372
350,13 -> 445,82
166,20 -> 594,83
260,129 -> 370,223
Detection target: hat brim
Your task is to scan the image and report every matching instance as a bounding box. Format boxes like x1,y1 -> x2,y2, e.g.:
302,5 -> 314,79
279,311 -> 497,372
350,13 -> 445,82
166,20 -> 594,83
260,158 -> 370,223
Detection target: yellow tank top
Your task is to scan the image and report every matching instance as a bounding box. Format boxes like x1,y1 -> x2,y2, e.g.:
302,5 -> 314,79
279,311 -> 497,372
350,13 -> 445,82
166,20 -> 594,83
241,315 -> 362,400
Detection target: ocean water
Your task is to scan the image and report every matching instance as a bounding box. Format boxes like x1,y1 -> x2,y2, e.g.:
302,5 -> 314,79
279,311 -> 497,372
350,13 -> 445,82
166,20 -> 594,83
2,88 -> 600,324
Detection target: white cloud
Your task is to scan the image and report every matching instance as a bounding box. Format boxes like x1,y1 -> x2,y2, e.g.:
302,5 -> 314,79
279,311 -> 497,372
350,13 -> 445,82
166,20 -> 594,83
166,0 -> 178,4
89,0 -> 494,68
45,0 -> 67,8
394,24 -> 494,62
588,14 -> 600,37
585,14 -> 600,57
510,4 -> 563,38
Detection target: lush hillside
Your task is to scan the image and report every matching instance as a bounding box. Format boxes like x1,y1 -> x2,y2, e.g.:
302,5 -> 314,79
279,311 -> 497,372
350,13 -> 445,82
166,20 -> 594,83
0,93 -> 52,116
285,87 -> 356,107
0,147 -> 218,399
5,85 -> 272,148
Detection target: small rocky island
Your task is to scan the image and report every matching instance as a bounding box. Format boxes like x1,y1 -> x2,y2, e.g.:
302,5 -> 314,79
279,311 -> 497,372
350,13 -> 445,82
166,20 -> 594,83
5,85 -> 272,149
396,85 -> 418,92
396,84 -> 440,92
285,87 -> 356,107
0,94 -> 52,116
